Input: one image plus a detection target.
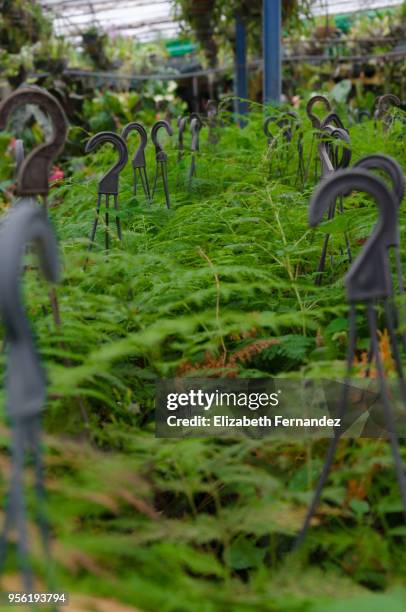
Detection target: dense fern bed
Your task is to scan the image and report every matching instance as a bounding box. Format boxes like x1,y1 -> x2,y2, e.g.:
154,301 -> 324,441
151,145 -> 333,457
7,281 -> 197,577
1,110 -> 406,611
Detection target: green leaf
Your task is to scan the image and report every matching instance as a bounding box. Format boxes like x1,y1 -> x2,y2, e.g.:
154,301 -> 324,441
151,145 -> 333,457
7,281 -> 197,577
223,536 -> 266,570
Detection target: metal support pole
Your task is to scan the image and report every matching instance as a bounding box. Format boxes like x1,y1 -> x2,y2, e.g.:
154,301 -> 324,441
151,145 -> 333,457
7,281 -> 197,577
263,0 -> 282,106
235,13 -> 248,125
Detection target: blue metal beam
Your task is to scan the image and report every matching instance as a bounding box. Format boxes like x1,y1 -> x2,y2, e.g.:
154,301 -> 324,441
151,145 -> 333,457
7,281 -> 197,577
235,13 -> 248,124
263,0 -> 282,105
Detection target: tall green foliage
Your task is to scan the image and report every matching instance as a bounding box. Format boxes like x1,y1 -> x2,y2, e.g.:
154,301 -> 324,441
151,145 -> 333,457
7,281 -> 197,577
0,104 -> 405,609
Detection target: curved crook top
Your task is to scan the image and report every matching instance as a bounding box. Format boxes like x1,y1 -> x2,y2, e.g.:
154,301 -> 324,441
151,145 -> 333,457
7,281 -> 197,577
320,112 -> 346,131
263,115 -> 289,142
355,109 -> 371,123
306,94 -> 332,128
353,154 -> 405,207
85,131 -> 128,195
322,125 -> 352,169
286,110 -> 299,120
190,114 -> 202,152
0,199 -> 59,418
0,87 -> 68,196
263,116 -> 277,143
264,112 -> 298,144
151,120 -> 173,162
375,93 -> 400,119
121,122 -> 148,169
309,169 -> 398,301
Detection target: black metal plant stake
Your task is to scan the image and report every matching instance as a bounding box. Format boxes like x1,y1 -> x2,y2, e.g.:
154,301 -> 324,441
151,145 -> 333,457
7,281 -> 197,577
313,122 -> 352,285
354,154 -> 405,293
295,168 -> 406,550
353,154 -> 406,359
188,112 -> 203,186
263,111 -> 304,186
355,108 -> 372,124
320,112 -> 351,174
263,114 -> 293,178
0,87 -> 68,214
374,94 -> 401,132
121,122 -> 151,203
289,111 -> 305,189
151,120 -> 173,209
305,94 -> 332,184
0,87 -> 67,337
85,131 -> 128,251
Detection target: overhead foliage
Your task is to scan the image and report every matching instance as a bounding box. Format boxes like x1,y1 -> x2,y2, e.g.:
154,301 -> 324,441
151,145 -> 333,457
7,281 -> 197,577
172,0 -> 315,66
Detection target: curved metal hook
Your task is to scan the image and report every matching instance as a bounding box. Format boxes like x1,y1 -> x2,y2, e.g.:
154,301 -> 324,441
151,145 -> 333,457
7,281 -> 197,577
306,94 -> 332,129
0,87 -> 68,196
263,116 -> 277,143
264,112 -> 299,144
309,169 -> 398,301
320,112 -> 346,131
151,120 -> 173,162
322,125 -> 352,169
121,122 -> 147,169
85,131 -> 128,195
0,199 -> 59,418
286,110 -> 299,121
264,115 -> 288,141
355,109 -> 371,123
353,154 -> 405,207
375,94 -> 400,119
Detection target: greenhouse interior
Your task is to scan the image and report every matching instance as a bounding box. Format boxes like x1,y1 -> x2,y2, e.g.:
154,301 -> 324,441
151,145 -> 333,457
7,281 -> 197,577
0,0 -> 406,610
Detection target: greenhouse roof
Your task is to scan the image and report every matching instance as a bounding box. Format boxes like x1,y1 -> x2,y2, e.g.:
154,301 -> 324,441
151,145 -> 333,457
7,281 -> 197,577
39,0 -> 178,41
39,0 -> 403,42
312,0 -> 402,14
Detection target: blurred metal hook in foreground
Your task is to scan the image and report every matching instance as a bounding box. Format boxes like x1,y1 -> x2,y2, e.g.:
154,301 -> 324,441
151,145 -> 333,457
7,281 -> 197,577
0,87 -> 68,212
0,86 -> 67,337
0,200 -> 60,596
